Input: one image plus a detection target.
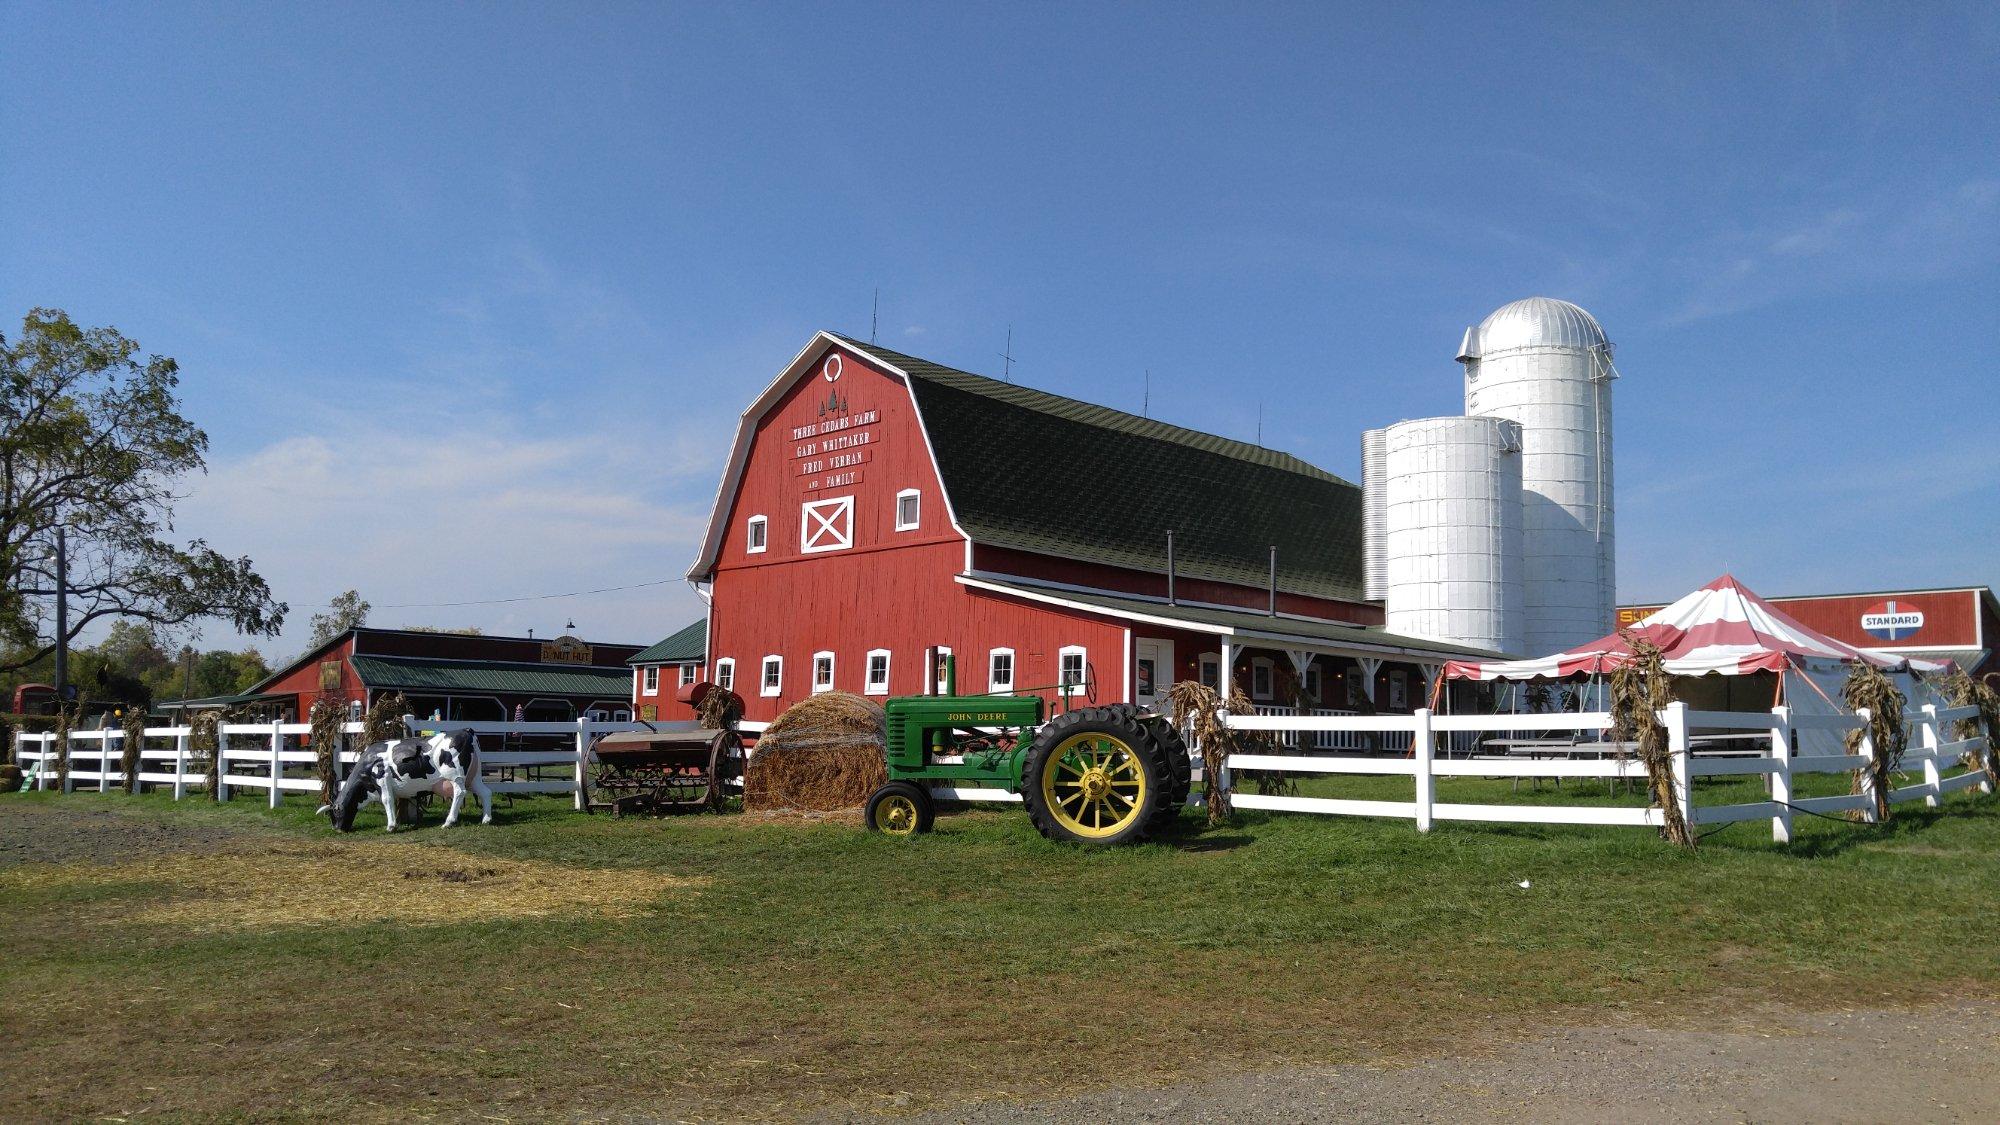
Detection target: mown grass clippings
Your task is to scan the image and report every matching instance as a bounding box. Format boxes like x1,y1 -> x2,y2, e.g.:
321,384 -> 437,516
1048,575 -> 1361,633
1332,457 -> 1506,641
1,836 -> 702,933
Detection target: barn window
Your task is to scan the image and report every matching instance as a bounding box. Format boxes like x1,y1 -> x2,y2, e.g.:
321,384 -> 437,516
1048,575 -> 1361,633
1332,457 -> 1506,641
679,664 -> 697,687
1059,647 -> 1087,696
1251,658 -> 1274,700
760,656 -> 782,697
988,648 -> 1014,694
865,649 -> 891,695
800,496 -> 853,553
1198,654 -> 1220,690
895,489 -> 920,531
714,659 -> 735,692
746,515 -> 768,554
642,666 -> 659,693
812,651 -> 835,694
934,646 -> 952,693
1304,664 -> 1322,705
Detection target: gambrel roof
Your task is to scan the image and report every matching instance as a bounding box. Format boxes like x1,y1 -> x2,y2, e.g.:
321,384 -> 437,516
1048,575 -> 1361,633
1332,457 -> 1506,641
688,333 -> 1366,601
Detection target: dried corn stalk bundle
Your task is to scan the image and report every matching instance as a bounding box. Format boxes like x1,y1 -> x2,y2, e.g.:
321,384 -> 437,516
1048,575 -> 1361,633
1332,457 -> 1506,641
1843,663 -> 1906,822
1611,636 -> 1694,849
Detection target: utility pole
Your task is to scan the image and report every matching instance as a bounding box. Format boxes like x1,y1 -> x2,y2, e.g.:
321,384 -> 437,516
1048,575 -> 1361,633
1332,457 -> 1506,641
53,526 -> 68,706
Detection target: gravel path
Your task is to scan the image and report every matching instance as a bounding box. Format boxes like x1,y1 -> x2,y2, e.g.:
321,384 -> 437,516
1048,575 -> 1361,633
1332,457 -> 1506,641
900,1002 -> 2000,1123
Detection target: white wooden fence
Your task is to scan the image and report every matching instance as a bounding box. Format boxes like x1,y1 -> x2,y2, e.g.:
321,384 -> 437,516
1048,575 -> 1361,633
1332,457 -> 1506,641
1217,701 -> 1992,841
9,716 -> 749,811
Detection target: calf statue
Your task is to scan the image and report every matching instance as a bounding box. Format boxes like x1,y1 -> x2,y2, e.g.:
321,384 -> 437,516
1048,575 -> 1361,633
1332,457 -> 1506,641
318,728 -> 493,832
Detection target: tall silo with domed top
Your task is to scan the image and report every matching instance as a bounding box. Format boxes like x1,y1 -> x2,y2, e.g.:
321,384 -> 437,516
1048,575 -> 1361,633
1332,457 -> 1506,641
1457,297 -> 1617,654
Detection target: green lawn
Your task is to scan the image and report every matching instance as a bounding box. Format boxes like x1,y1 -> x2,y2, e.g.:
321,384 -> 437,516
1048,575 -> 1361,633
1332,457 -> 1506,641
2,777 -> 1997,1120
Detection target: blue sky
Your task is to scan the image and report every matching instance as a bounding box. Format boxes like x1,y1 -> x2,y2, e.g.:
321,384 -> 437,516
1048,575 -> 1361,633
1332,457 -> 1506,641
3,2 -> 1996,659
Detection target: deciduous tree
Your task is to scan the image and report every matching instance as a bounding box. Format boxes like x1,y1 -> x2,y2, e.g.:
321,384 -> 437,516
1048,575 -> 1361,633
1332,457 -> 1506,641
0,309 -> 286,672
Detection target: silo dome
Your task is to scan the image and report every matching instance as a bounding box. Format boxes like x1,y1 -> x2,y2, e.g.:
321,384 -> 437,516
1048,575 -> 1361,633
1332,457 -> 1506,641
1456,297 -> 1609,361
1457,296 -> 1617,655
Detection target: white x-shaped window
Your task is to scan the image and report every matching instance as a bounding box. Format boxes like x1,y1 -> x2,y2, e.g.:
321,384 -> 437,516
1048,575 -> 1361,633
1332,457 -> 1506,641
800,496 -> 853,553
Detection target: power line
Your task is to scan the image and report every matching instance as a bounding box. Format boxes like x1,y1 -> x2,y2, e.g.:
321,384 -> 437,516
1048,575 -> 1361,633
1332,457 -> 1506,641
309,576 -> 684,612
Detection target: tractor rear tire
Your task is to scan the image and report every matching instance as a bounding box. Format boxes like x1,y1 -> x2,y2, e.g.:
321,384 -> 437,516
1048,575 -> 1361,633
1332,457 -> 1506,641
865,781 -> 935,836
1102,704 -> 1190,830
1144,716 -> 1193,827
1021,708 -> 1173,846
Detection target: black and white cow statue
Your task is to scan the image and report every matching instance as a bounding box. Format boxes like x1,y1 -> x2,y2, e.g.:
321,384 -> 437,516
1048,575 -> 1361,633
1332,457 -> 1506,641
318,728 -> 493,832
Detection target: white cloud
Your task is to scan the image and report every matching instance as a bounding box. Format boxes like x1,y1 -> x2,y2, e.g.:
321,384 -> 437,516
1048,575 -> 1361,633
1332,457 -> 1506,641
174,403 -> 719,661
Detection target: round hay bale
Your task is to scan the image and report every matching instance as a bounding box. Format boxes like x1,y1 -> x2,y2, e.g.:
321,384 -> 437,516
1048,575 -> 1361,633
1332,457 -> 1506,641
743,692 -> 887,813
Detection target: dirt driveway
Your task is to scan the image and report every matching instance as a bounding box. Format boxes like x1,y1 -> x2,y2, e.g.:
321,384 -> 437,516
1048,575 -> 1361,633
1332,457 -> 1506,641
899,1002 -> 2000,1123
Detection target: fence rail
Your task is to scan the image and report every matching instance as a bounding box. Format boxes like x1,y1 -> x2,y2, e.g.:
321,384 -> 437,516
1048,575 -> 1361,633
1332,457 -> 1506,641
12,716 -> 662,811
1214,701 -> 1993,842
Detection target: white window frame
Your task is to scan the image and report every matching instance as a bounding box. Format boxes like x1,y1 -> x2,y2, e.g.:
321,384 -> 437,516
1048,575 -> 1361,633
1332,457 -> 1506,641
745,514 -> 768,555
679,663 -> 698,687
642,666 -> 660,693
934,646 -> 953,694
1304,665 -> 1322,704
760,655 -> 782,698
714,658 -> 735,692
1251,657 -> 1275,701
894,488 -> 921,532
988,647 -> 1015,694
812,650 -> 836,694
865,649 -> 891,696
1058,646 -> 1087,697
1198,653 -> 1220,691
800,495 -> 854,554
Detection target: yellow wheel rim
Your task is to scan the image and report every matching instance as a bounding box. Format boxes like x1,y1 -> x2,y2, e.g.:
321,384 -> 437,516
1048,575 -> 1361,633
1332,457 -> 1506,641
1041,732 -> 1148,840
877,794 -> 920,836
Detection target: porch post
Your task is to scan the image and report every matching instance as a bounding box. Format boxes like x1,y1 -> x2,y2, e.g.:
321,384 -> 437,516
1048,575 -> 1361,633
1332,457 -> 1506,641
1354,656 -> 1383,703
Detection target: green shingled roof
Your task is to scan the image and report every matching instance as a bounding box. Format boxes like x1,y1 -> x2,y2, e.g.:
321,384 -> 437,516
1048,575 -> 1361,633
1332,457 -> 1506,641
629,619 -> 706,665
348,655 -> 631,697
837,337 -> 1366,602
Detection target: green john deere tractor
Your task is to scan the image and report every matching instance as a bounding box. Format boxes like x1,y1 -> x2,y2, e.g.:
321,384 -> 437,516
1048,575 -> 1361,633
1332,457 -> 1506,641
863,656 -> 1191,845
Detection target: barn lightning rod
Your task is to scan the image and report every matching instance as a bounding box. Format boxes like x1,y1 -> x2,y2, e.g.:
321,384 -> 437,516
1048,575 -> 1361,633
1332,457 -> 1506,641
999,327 -> 1014,383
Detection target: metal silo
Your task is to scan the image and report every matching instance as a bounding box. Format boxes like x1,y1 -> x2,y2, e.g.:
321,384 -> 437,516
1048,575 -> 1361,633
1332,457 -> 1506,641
1382,416 -> 1524,655
1458,297 -> 1616,655
1361,427 -> 1388,601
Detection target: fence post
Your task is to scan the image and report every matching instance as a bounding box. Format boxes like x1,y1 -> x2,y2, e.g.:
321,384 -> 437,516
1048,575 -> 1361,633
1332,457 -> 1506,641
1667,700 -> 1693,832
173,729 -> 189,801
1919,704 -> 1941,808
216,725 -> 231,802
268,719 -> 283,809
574,717 -> 589,811
1769,705 -> 1792,844
1855,707 -> 1877,822
1413,708 -> 1434,833
38,734 -> 50,791
99,730 -> 112,793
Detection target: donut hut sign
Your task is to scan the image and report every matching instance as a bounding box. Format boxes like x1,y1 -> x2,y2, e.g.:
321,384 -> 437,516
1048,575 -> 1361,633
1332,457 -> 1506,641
791,354 -> 881,494
541,635 -> 594,665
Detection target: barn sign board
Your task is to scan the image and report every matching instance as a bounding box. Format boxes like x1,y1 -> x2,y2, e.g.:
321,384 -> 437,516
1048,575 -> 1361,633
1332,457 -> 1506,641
541,636 -> 594,664
1861,601 -> 1925,641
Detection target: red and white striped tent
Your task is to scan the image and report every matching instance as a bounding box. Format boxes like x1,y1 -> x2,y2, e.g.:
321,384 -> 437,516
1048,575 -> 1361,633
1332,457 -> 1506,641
1443,574 -> 1934,682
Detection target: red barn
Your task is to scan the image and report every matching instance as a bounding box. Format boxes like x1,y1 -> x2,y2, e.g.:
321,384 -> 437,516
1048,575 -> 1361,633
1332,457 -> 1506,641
676,333 -> 1489,726
172,628 -> 644,724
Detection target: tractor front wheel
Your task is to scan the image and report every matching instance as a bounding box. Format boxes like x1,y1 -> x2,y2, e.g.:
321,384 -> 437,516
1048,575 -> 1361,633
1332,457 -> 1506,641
1021,708 -> 1172,846
865,781 -> 936,836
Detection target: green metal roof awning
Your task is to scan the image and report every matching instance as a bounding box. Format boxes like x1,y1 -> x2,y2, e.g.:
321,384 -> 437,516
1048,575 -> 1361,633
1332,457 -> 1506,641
957,575 -> 1504,663
348,655 -> 632,697
629,618 -> 706,665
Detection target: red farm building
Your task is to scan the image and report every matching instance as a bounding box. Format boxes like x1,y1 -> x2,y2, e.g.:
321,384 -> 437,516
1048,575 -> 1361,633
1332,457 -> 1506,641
1622,585 -> 2000,687
628,618 -> 707,722
657,332 -> 1491,727
170,627 -> 645,724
